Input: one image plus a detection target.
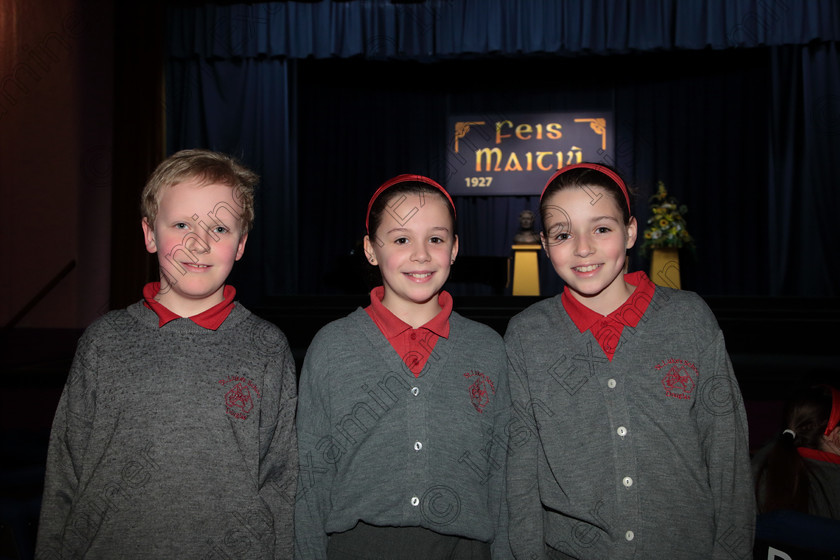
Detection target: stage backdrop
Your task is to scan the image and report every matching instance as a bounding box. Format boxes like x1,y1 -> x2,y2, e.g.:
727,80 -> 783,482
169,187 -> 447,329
165,0 -> 840,300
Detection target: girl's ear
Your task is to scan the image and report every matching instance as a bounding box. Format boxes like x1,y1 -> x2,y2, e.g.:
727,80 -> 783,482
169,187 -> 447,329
625,217 -> 638,250
450,234 -> 459,264
363,235 -> 378,265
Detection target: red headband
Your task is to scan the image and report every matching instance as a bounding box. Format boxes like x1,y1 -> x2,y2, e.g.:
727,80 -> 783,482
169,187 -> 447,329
365,174 -> 456,234
824,385 -> 840,436
540,163 -> 632,217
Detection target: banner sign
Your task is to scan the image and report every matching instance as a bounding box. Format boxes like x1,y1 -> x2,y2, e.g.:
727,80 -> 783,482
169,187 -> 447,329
444,111 -> 614,196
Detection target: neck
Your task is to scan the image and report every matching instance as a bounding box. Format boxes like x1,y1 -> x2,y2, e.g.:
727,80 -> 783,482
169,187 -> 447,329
571,280 -> 635,316
156,284 -> 225,318
381,295 -> 442,329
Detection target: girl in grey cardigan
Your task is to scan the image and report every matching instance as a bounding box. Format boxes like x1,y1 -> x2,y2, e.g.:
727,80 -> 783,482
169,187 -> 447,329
295,175 -> 512,559
505,163 -> 755,560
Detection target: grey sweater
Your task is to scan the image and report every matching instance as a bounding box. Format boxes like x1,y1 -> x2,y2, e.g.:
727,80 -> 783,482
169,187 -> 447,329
505,286 -> 755,560
294,308 -> 512,559
36,301 -> 298,559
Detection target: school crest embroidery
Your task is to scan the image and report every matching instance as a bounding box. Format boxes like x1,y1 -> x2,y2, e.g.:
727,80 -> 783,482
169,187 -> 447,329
218,375 -> 262,419
656,358 -> 699,400
464,370 -> 496,413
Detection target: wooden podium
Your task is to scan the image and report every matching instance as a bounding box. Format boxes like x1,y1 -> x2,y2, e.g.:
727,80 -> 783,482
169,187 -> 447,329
650,248 -> 681,289
511,244 -> 541,296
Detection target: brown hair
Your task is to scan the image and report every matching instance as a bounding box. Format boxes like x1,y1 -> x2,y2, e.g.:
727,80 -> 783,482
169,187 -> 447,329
140,149 -> 258,233
754,385 -> 834,514
367,181 -> 457,241
539,165 -> 634,228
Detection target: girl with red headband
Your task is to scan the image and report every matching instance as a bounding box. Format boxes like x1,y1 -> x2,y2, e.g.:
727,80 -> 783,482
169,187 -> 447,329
753,384 -> 840,519
295,175 -> 511,559
505,163 -> 755,559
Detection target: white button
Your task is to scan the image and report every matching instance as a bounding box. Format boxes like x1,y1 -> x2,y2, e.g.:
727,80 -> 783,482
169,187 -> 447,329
617,426 -> 627,437
411,496 -> 420,506
411,387 -> 420,396
623,476 -> 633,488
625,530 -> 634,541
608,379 -> 616,388
414,441 -> 423,451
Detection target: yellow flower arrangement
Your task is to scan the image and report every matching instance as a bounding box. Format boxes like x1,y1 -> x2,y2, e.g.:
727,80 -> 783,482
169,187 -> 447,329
639,181 -> 695,256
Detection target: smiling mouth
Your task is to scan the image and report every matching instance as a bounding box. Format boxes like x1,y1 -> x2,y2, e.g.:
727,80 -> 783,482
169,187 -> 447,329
574,264 -> 600,273
183,263 -> 210,269
405,272 -> 432,279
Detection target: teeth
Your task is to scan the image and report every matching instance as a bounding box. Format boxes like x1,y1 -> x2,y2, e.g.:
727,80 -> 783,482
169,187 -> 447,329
576,264 -> 599,272
408,273 -> 431,278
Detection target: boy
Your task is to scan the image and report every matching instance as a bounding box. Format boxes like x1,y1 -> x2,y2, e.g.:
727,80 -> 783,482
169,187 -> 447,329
36,149 -> 298,559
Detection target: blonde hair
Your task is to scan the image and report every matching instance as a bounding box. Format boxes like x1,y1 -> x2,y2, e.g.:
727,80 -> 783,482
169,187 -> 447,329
140,149 -> 258,233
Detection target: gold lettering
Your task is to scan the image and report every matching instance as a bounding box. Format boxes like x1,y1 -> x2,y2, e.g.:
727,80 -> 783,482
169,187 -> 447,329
536,151 -> 554,171
515,123 -> 532,140
504,152 -> 523,172
495,121 -> 513,144
475,147 -> 503,172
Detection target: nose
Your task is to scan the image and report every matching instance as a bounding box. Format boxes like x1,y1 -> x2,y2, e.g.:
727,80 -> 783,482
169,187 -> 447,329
574,233 -> 594,257
411,242 -> 431,262
186,231 -> 211,254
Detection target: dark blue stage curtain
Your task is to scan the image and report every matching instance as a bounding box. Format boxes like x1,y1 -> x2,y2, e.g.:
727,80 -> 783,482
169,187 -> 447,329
166,57 -> 298,298
166,0 -> 840,299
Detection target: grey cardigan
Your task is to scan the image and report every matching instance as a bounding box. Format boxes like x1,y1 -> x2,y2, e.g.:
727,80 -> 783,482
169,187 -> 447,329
295,308 -> 512,559
505,285 -> 755,560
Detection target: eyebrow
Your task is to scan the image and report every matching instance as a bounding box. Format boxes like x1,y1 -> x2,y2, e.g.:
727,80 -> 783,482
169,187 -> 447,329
385,226 -> 451,235
546,215 -> 619,229
590,215 -> 620,223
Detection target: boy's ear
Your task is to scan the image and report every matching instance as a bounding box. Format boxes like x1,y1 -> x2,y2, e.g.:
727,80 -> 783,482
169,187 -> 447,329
540,231 -> 549,255
141,218 -> 157,254
235,232 -> 248,261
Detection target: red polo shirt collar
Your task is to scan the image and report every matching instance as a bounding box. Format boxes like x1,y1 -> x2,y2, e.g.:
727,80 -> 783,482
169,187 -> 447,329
142,282 -> 236,330
562,271 -> 655,361
365,286 -> 452,376
798,447 -> 840,465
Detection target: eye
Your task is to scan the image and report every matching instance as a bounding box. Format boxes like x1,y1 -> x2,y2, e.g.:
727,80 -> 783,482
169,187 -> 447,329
554,232 -> 572,241
595,226 -> 612,234
429,236 -> 445,244
394,237 -> 409,245
174,222 -> 188,230
213,225 -> 229,234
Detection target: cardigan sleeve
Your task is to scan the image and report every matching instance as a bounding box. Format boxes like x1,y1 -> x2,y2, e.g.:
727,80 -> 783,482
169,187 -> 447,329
489,345 -> 514,559
257,327 -> 299,560
294,335 -> 334,560
696,330 -> 756,560
35,331 -> 98,558
504,323 -> 547,560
